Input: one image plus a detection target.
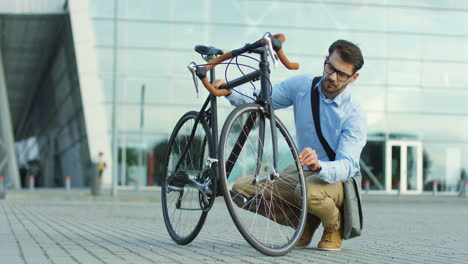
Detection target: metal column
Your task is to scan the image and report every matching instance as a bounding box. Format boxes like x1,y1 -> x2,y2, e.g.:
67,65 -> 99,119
0,44 -> 20,189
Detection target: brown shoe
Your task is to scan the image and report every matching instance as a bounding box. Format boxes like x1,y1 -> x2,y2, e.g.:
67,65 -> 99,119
296,215 -> 321,248
317,229 -> 343,251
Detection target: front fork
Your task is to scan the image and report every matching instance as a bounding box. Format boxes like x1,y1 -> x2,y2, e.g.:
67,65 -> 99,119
258,49 -> 279,181
266,103 -> 279,180
254,103 -> 279,184
223,104 -> 279,185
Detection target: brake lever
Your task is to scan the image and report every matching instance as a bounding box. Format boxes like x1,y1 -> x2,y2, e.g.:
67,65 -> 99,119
263,33 -> 279,69
187,62 -> 199,98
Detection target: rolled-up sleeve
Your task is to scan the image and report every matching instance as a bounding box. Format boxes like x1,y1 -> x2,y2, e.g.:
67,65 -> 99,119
225,86 -> 258,106
226,74 -> 310,109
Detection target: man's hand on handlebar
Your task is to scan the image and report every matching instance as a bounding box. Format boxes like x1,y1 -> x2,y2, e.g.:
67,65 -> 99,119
213,79 -> 232,95
193,33 -> 299,97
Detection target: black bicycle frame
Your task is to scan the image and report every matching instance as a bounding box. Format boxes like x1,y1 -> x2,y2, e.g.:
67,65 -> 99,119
221,48 -> 279,178
174,47 -> 279,181
173,69 -> 217,173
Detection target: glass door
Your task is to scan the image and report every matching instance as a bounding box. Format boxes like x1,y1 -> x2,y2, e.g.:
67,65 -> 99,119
385,140 -> 423,194
391,145 -> 401,191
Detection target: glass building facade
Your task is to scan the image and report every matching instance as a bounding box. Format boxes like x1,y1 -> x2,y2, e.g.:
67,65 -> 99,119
89,0 -> 468,192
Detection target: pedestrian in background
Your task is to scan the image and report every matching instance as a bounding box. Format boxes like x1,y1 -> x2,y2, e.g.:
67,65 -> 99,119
458,168 -> 466,197
98,152 -> 107,179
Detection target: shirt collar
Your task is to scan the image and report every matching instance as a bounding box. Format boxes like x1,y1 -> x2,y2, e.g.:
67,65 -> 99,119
317,79 -> 349,107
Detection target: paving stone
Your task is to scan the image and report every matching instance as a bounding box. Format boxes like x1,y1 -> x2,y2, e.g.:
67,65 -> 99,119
1,193 -> 468,263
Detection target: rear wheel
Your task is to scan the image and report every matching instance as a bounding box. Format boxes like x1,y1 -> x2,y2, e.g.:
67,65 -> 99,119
219,104 -> 307,256
162,111 -> 214,245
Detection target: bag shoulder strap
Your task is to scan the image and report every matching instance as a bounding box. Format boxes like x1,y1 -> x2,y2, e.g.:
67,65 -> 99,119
310,77 -> 336,161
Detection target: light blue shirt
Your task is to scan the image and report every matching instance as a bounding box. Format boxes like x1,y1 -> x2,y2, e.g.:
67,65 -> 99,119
226,74 -> 367,183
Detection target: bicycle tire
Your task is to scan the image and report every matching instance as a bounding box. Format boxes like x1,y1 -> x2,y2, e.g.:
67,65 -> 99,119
162,111 -> 214,245
219,103 -> 307,256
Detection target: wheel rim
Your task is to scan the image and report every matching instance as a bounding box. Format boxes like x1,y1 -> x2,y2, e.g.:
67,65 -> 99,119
162,114 -> 210,243
220,107 -> 306,254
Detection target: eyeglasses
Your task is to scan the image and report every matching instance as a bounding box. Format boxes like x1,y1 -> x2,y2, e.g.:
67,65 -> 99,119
323,61 -> 353,82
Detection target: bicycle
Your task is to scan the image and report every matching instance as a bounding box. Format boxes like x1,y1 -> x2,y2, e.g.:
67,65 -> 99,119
161,33 -> 308,256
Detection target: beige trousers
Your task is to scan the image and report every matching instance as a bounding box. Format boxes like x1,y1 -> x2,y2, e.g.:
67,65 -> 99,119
232,165 -> 344,232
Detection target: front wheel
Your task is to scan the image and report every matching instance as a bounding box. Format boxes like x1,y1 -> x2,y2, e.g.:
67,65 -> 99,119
219,104 -> 307,256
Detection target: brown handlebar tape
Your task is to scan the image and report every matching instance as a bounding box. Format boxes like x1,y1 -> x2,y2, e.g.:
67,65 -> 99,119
201,33 -> 299,96
205,51 -> 234,71
261,34 -> 299,70
201,77 -> 231,96
259,34 -> 285,44
273,33 -> 285,43
277,49 -> 299,70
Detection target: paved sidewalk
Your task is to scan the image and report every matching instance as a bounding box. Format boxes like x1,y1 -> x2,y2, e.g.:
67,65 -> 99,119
1,190 -> 467,263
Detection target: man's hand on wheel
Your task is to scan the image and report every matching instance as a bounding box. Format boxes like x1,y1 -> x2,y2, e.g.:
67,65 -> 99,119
299,147 -> 320,171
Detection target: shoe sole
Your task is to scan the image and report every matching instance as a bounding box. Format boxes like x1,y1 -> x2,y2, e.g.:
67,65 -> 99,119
318,247 -> 341,251
295,244 -> 309,249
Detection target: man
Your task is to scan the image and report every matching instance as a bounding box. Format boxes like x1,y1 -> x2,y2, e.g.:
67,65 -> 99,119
213,40 -> 367,250
458,168 -> 466,197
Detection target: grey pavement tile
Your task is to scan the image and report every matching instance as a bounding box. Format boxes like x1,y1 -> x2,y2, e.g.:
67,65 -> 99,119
2,195 -> 468,263
0,252 -> 23,259
47,256 -> 79,264
93,254 -> 130,264
1,257 -> 25,264
26,261 -> 50,264
23,255 -> 50,264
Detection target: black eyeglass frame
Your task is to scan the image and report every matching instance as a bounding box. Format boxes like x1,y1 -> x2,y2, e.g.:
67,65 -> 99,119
323,60 -> 355,82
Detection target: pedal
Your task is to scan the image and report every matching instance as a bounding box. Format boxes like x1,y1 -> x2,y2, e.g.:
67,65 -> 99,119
230,191 -> 267,212
168,171 -> 190,187
229,190 -> 249,207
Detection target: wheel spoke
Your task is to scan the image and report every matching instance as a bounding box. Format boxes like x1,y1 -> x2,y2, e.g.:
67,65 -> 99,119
220,106 -> 307,256
162,112 -> 212,245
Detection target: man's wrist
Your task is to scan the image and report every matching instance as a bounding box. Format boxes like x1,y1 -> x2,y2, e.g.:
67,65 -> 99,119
311,165 -> 322,174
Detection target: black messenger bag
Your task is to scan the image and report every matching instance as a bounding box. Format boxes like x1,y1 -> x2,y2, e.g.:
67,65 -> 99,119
310,76 -> 363,239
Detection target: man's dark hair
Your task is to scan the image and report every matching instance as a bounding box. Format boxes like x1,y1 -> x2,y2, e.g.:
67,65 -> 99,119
328,40 -> 364,73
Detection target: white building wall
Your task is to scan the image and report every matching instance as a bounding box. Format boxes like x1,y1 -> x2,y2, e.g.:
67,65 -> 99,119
68,0 -> 113,186
0,43 -> 20,188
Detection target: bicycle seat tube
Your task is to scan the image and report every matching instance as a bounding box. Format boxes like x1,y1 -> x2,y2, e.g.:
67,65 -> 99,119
209,67 -> 219,164
173,73 -> 217,173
